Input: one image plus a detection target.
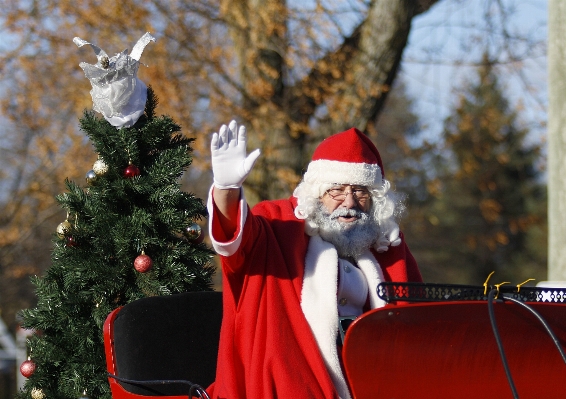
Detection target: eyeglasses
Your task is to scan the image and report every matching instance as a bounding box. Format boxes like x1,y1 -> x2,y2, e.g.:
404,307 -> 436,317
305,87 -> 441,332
325,185 -> 371,202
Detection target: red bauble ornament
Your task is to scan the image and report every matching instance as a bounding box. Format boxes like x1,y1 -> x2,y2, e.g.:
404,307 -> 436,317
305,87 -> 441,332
20,358 -> 36,378
134,251 -> 153,273
65,236 -> 78,247
123,163 -> 140,178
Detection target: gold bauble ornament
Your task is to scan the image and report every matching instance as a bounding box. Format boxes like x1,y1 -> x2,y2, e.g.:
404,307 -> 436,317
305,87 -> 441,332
56,220 -> 72,238
93,158 -> 109,176
31,388 -> 45,399
85,169 -> 98,186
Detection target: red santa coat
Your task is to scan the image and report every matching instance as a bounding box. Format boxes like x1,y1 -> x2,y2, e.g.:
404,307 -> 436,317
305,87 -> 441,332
206,191 -> 422,399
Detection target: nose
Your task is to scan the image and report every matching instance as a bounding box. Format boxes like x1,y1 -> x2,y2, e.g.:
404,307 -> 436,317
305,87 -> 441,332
340,191 -> 357,208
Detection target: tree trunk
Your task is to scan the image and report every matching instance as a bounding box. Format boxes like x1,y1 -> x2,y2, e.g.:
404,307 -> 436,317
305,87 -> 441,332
223,0 -> 436,201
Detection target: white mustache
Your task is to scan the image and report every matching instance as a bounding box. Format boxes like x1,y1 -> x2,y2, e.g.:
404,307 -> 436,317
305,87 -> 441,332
329,208 -> 364,219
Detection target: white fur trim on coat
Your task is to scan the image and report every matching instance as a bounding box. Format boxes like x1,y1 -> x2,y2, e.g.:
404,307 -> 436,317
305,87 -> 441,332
357,252 -> 387,309
301,236 -> 386,399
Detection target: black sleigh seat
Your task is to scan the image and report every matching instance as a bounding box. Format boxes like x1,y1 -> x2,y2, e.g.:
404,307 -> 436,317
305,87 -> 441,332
104,291 -> 223,398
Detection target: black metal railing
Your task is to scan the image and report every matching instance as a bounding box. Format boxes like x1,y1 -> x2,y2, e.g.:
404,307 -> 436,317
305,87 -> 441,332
377,282 -> 566,303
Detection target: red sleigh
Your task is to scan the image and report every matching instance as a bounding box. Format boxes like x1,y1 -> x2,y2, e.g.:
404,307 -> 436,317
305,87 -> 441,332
103,284 -> 566,399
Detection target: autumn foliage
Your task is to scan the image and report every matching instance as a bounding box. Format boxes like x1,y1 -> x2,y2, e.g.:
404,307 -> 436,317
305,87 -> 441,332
0,1 -> 436,333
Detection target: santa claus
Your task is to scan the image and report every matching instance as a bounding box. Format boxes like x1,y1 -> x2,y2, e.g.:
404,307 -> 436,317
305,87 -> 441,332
206,120 -> 422,399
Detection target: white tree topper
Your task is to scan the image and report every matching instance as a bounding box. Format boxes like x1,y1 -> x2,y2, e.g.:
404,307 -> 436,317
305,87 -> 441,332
74,32 -> 156,128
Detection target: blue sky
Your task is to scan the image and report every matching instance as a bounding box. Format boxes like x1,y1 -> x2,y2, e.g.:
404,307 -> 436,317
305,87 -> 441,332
401,0 -> 547,145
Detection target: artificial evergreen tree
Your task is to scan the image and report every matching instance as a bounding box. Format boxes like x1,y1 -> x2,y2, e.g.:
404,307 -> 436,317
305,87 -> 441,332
16,34 -> 215,399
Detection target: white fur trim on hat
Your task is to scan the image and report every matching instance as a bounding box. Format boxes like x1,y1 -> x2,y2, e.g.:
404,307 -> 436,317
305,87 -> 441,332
303,159 -> 382,188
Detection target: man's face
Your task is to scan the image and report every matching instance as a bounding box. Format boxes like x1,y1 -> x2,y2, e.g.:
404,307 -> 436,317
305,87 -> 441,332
313,185 -> 377,259
320,184 -> 372,221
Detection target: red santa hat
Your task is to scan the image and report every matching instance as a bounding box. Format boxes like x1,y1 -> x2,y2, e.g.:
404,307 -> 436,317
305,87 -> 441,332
302,127 -> 384,187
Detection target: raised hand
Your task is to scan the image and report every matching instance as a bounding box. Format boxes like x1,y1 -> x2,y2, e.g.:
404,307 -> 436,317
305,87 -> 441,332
211,120 -> 261,189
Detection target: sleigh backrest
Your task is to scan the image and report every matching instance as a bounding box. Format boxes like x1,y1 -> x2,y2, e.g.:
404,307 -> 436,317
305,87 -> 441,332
104,291 -> 223,398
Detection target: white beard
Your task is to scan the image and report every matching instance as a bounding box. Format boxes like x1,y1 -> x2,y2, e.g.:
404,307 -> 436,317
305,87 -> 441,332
311,202 -> 380,260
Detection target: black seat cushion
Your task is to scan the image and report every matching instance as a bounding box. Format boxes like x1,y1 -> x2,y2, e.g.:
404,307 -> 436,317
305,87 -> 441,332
112,291 -> 223,396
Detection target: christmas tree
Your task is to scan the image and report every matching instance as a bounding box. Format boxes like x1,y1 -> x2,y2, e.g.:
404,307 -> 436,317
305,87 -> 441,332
16,33 -> 215,399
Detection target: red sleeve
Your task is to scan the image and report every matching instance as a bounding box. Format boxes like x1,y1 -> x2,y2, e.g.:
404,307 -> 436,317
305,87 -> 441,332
374,231 -> 423,283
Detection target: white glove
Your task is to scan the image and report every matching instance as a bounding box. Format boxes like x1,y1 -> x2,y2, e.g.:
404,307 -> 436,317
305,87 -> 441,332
211,120 -> 261,189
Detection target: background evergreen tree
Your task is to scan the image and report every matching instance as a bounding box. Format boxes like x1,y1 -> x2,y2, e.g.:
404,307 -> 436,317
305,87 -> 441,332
432,55 -> 546,284
15,87 -> 215,399
370,79 -> 448,283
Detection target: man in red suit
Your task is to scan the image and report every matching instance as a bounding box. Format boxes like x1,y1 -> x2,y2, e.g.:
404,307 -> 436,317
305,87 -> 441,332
207,120 -> 422,399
